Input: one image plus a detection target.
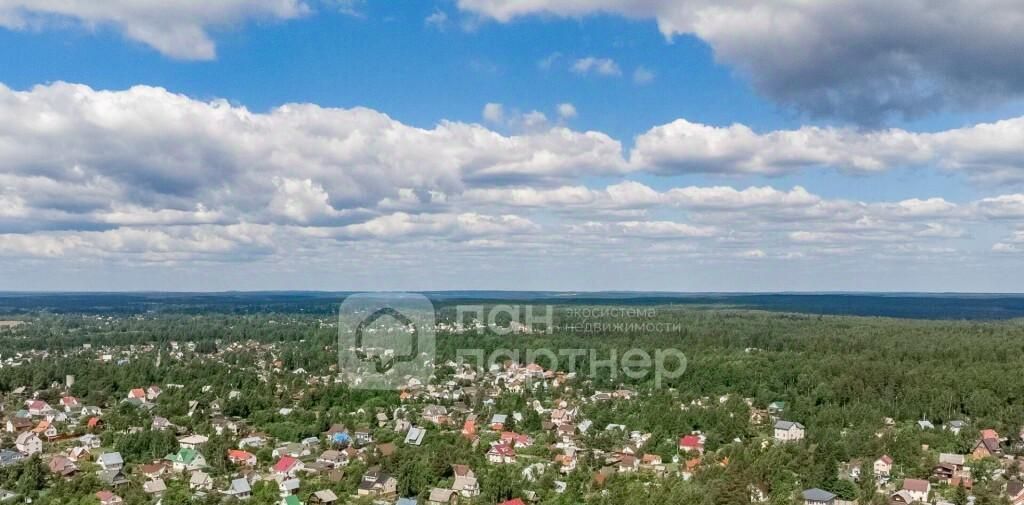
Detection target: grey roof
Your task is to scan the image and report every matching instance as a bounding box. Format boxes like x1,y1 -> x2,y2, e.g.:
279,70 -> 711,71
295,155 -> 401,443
802,488 -> 836,502
0,451 -> 22,466
313,490 -> 339,501
230,478 -> 251,493
404,426 -> 426,446
939,453 -> 965,465
774,420 -> 804,430
143,479 -> 167,493
98,469 -> 127,485
453,475 -> 477,491
428,488 -> 456,502
99,452 -> 123,466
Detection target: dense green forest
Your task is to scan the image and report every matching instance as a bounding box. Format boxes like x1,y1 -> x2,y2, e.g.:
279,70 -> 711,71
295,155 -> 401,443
0,303 -> 1022,504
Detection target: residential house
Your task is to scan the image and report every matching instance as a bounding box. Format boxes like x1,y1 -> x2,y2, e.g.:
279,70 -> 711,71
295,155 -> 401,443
0,451 -> 22,468
151,416 -> 174,431
138,462 -> 168,480
316,450 -> 346,468
679,435 -> 705,454
67,446 -> 91,463
26,400 -> 51,416
499,431 -> 533,448
165,448 -> 208,472
48,456 -> 78,478
897,479 -> 930,503
178,434 -> 209,450
617,454 -> 639,473
228,449 -> 258,466
274,443 -> 310,459
96,491 -> 124,505
143,478 -> 167,496
98,469 -> 129,487
60,396 -> 81,412
452,466 -> 479,498
15,432 -> 41,455
310,490 -> 339,505
974,429 -> 1002,459
273,456 -> 304,477
190,470 -> 214,491
79,433 -> 102,449
774,421 -> 805,442
554,452 -> 577,474
874,455 -> 893,478
487,444 -> 516,465
427,488 -> 457,505
239,436 -> 267,449
802,488 -> 836,505
462,417 -> 477,440
279,478 -> 300,497
353,428 -> 373,446
405,426 -> 426,446
223,478 -> 252,500
32,420 -> 58,440
422,405 -> 449,425
5,417 -> 31,433
641,454 -> 666,474
357,469 -> 397,499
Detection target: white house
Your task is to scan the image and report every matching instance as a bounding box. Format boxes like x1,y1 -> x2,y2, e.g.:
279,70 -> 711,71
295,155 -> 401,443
773,420 -> 805,442
900,479 -> 930,503
15,432 -> 41,455
874,455 -> 893,478
178,435 -> 209,450
98,452 -> 124,471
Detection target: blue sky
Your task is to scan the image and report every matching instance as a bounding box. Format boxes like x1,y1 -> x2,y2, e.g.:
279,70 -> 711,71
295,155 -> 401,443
1,0 -> 1024,291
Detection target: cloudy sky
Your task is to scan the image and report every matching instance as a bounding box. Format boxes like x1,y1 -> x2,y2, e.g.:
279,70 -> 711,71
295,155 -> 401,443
2,0 -> 1024,292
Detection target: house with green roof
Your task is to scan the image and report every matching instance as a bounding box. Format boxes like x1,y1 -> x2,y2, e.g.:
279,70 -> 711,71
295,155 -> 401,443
164,448 -> 208,472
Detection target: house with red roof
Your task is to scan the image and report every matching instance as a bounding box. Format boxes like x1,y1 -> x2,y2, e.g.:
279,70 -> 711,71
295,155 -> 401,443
273,456 -> 304,476
499,432 -> 533,448
973,429 -> 1002,459
462,418 -> 476,440
874,455 -> 893,478
60,396 -> 81,411
679,435 -> 705,454
228,450 -> 257,466
27,400 -> 51,416
96,490 -> 124,505
486,444 -> 516,465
